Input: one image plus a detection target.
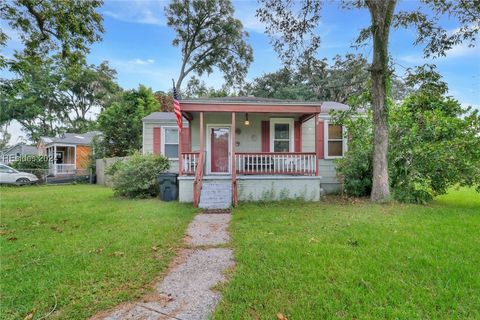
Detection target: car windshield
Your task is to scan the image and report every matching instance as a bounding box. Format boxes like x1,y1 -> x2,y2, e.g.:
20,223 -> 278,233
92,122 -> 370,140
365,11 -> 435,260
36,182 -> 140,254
0,165 -> 18,173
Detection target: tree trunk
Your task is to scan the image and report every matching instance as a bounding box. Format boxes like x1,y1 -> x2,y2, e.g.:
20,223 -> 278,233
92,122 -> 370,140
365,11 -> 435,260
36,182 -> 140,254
366,0 -> 397,202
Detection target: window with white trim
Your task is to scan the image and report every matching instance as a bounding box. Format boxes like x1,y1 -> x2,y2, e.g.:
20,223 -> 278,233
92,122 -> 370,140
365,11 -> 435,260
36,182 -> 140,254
162,127 -> 179,159
270,118 -> 294,152
326,123 -> 345,157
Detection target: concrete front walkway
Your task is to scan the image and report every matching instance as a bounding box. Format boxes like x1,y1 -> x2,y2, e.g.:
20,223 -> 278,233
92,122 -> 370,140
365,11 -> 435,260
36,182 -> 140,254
92,213 -> 234,320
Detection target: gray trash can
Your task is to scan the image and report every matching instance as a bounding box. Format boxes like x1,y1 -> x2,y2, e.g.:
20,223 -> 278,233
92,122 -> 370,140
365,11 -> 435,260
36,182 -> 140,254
158,173 -> 178,201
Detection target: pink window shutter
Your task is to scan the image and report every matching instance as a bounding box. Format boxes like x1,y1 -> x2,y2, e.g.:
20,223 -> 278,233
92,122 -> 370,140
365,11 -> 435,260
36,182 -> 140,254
261,121 -> 270,152
153,127 -> 161,154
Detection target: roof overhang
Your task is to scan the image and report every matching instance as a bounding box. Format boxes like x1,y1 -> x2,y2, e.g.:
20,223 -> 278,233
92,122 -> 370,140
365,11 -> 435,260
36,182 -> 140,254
179,101 -> 322,113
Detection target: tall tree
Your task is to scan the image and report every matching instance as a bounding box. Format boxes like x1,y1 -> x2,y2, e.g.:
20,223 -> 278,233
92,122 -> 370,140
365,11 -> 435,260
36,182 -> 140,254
366,0 -> 396,202
245,54 -> 408,103
1,0 -> 106,141
0,0 -> 103,59
0,56 -> 119,140
184,76 -> 230,98
56,58 -> 120,132
97,86 -> 160,157
1,57 -> 64,142
257,0 -> 479,202
165,0 -> 253,93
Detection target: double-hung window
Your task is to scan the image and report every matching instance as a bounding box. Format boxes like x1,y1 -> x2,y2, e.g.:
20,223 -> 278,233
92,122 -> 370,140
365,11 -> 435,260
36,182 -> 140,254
325,122 -> 346,158
270,119 -> 294,152
162,127 -> 179,159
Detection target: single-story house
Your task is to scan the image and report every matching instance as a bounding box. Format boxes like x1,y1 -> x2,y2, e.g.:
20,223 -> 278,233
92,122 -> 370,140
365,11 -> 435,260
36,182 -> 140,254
142,97 -> 351,209
0,143 -> 38,164
38,131 -> 100,176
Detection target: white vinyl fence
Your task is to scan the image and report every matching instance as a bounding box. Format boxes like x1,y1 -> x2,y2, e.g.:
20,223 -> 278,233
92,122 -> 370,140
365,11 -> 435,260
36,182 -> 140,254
95,157 -> 128,187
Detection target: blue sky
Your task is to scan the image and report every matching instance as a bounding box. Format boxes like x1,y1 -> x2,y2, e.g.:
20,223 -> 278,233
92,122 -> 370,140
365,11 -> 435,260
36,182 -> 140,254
3,0 -> 479,143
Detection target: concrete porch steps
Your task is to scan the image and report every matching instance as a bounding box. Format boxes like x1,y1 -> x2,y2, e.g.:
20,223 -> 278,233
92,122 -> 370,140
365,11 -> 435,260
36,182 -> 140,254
199,179 -> 232,210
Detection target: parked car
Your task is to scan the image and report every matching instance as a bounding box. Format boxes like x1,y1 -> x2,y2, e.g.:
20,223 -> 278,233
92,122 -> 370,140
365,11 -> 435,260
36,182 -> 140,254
0,164 -> 39,185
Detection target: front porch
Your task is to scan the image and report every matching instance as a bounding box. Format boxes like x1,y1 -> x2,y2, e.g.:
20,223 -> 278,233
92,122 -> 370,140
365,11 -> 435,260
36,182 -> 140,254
176,101 -> 325,207
45,145 -> 77,175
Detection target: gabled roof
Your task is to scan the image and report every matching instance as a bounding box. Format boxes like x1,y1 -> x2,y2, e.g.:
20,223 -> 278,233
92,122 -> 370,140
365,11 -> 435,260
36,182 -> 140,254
40,131 -> 101,146
142,112 -> 189,123
143,112 -> 177,121
1,143 -> 38,156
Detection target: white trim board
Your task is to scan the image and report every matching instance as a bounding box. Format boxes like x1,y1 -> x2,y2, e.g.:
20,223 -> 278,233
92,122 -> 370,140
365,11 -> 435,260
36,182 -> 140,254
161,126 -> 180,160
269,118 -> 295,152
323,120 -> 348,159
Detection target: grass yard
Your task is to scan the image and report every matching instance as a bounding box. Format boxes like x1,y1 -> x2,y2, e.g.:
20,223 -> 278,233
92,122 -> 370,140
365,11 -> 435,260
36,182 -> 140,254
0,185 -> 197,320
214,188 -> 480,319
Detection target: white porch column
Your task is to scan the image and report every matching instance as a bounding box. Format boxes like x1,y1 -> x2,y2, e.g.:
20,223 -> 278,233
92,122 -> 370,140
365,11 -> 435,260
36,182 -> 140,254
74,146 -> 77,171
53,145 -> 57,175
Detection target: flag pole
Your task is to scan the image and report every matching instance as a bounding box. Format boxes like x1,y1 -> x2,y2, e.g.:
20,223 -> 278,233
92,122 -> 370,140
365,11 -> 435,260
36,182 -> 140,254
172,79 -> 183,176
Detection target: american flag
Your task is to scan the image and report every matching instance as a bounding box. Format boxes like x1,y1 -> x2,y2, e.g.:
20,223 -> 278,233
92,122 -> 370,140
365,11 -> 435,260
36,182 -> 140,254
173,85 -> 182,131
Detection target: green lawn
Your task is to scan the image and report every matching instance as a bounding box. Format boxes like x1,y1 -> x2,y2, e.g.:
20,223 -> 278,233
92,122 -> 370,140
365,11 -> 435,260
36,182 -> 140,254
0,185 -> 196,320
214,188 -> 480,319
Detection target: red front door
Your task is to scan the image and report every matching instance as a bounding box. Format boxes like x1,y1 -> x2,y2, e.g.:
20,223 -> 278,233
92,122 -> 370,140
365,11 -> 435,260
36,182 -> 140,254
210,127 -> 230,173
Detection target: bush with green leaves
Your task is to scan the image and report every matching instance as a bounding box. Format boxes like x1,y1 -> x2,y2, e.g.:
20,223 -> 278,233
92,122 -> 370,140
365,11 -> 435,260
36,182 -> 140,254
389,92 -> 480,203
335,115 -> 373,197
109,152 -> 170,198
11,155 -> 49,178
335,67 -> 480,203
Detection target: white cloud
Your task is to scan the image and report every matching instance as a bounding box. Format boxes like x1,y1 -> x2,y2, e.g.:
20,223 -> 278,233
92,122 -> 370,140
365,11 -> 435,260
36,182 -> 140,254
234,3 -> 265,34
399,42 -> 480,65
1,24 -> 21,44
461,102 -> 480,111
102,0 -> 165,26
445,42 -> 480,58
103,0 -> 268,33
128,58 -> 155,65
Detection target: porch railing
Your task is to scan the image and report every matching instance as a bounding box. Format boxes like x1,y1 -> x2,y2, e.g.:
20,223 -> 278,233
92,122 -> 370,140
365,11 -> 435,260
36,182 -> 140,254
49,164 -> 76,175
235,152 -> 317,175
181,152 -> 200,175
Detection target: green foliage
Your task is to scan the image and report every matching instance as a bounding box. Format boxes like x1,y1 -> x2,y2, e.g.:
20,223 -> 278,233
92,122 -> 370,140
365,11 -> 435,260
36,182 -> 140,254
166,0 -> 253,91
1,56 -> 118,142
97,85 -> 159,157
184,76 -> 230,98
1,0 -> 107,141
0,0 -> 103,58
244,55 -> 410,103
336,68 -> 480,203
257,0 -> 479,203
109,152 -> 170,198
56,58 -> 120,131
335,116 -> 373,197
244,67 -> 316,101
1,57 -> 64,141
11,154 -> 49,178
389,95 -> 480,204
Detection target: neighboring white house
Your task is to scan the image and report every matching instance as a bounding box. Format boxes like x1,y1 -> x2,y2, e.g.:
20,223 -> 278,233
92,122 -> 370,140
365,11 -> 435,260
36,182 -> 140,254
0,144 -> 38,165
142,97 -> 351,209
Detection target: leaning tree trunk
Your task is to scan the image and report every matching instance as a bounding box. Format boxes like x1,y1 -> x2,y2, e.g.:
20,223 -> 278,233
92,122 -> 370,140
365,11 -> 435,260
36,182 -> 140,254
366,0 -> 397,202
